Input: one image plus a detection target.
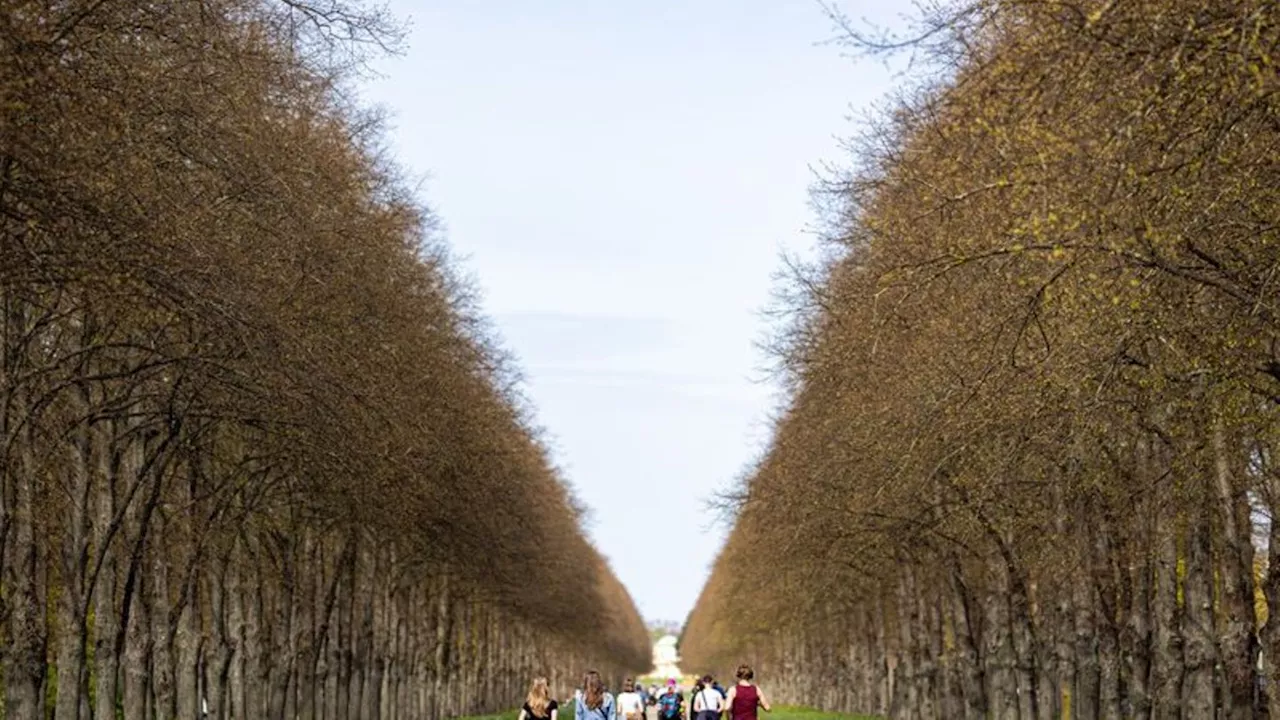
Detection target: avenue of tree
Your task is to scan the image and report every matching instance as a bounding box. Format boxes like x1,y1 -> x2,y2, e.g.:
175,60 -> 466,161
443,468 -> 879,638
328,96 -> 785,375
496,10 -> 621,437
0,1 -> 650,718
682,0 -> 1280,718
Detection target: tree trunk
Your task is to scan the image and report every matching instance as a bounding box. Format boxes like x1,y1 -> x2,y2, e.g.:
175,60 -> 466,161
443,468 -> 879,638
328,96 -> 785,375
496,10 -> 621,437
985,561 -> 1018,720
1260,461 -> 1280,717
1122,548 -> 1153,720
906,562 -> 937,718
122,549 -> 152,720
1005,557 -> 1039,720
92,422 -> 121,720
1093,521 -> 1122,720
152,516 -> 178,720
54,393 -> 94,720
1212,419 -> 1259,720
1150,436 -> 1184,718
229,542 -> 248,720
433,576 -> 452,720
269,532 -> 297,720
208,544 -> 234,720
350,544 -> 370,720
336,541 -> 356,720
949,562 -> 986,719
176,586 -> 202,720
244,546 -> 268,720
923,573 -> 945,719
894,571 -> 919,718
874,589 -> 890,715
1073,523 -> 1100,720
4,413 -> 47,719
1181,492 -> 1216,717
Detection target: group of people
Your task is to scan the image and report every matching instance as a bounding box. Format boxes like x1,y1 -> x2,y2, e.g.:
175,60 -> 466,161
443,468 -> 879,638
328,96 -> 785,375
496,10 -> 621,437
517,665 -> 771,720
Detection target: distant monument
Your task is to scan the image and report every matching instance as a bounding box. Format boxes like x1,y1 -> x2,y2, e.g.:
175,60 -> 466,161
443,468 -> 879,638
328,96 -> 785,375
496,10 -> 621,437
652,635 -> 682,679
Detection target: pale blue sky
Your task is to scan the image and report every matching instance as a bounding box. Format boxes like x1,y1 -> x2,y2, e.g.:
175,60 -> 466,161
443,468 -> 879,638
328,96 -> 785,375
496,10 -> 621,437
359,0 -> 908,624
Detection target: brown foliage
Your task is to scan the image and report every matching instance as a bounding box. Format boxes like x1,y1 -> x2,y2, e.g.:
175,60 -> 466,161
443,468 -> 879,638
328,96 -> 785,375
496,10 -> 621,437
682,1 -> 1280,718
0,1 -> 648,718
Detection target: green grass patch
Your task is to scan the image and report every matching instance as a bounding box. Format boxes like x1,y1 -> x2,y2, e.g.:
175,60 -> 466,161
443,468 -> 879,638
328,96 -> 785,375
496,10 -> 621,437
455,704 -> 576,720
769,706 -> 883,720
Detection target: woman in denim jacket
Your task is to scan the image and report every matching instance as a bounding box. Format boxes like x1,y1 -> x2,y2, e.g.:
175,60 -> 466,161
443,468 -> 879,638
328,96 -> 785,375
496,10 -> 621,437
575,671 -> 616,720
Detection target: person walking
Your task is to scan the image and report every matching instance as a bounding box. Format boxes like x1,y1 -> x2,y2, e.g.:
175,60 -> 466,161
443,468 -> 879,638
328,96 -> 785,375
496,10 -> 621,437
724,665 -> 771,720
656,679 -> 684,720
617,679 -> 645,720
519,678 -> 559,720
692,675 -> 725,720
576,671 -> 616,720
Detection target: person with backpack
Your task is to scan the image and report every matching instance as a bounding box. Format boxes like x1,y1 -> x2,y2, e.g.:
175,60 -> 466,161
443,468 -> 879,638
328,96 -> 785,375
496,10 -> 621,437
692,675 -> 725,720
724,665 -> 771,720
690,678 -> 705,717
576,671 -> 616,720
656,679 -> 684,720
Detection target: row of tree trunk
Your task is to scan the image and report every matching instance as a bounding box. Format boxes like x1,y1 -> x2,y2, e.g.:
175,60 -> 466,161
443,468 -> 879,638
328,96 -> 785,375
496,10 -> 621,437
693,426 -> 1278,718
728,457 -> 1270,720
0,304 -> 641,719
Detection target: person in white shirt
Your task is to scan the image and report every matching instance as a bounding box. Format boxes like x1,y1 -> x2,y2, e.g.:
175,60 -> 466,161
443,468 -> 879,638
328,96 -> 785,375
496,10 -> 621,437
616,679 -> 645,720
692,675 -> 725,720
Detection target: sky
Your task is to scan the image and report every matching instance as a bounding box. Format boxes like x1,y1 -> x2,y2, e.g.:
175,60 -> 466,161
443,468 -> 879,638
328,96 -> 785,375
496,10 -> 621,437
358,0 -> 910,625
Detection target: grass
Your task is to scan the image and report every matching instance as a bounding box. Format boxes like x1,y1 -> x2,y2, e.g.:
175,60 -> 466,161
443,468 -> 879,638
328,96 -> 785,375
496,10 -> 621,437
453,703 -> 573,720
770,706 -> 884,720
454,706 -> 882,720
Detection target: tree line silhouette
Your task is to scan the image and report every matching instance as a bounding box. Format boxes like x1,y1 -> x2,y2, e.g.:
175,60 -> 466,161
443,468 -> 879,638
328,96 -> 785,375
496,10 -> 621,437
0,1 -> 649,718
682,0 -> 1280,718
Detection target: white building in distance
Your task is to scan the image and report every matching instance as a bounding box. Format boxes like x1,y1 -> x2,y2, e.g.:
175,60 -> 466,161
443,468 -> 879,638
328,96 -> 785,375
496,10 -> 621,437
652,635 -> 682,680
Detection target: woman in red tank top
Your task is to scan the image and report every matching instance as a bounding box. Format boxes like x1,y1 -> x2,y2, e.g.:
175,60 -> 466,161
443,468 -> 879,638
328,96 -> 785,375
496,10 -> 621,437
725,664 -> 771,720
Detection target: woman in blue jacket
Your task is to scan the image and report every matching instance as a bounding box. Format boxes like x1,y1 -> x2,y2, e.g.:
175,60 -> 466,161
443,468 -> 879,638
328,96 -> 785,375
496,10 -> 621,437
575,671 -> 616,720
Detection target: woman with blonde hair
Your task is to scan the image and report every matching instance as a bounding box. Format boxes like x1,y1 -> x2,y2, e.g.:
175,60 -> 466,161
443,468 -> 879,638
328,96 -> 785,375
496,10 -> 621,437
519,677 -> 559,720
575,670 -> 616,720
